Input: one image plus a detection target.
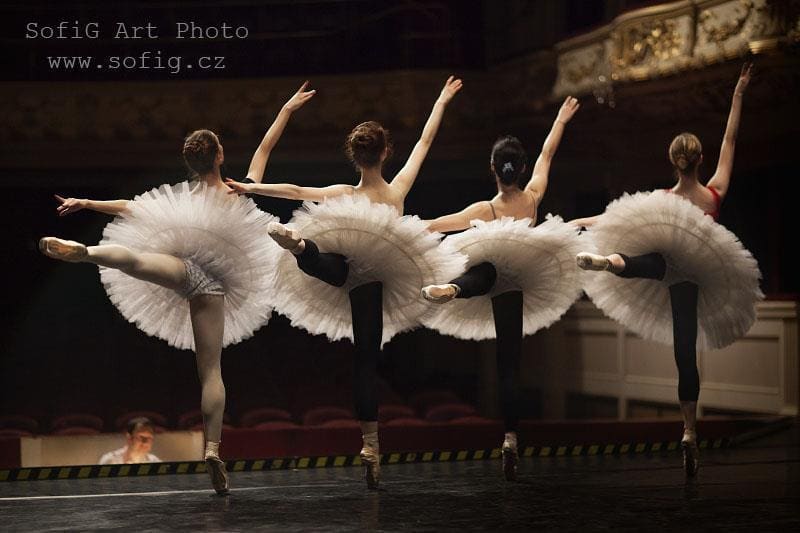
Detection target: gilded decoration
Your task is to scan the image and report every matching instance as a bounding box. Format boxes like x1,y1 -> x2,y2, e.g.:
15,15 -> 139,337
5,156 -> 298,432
611,18 -> 684,71
699,0 -> 755,44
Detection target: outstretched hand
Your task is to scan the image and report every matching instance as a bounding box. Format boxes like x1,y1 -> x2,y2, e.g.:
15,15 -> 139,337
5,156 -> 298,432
437,75 -> 463,105
284,80 -> 316,111
224,179 -> 253,195
556,96 -> 580,124
735,62 -> 753,95
54,194 -> 85,216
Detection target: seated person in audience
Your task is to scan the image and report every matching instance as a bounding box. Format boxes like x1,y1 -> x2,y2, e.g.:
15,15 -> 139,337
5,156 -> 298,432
98,417 -> 161,464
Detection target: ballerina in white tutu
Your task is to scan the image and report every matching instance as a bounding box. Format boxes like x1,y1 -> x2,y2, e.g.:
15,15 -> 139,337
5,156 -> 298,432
571,63 -> 762,476
420,96 -> 583,480
38,82 -> 316,494
225,76 -> 465,489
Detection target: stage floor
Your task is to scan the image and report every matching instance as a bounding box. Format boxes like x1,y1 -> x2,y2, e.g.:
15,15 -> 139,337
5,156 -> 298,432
2,424 -> 798,531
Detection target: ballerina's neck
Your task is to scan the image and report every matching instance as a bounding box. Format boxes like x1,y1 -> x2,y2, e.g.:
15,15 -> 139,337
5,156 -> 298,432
496,181 -> 525,198
196,171 -> 225,189
358,166 -> 386,185
674,169 -> 701,187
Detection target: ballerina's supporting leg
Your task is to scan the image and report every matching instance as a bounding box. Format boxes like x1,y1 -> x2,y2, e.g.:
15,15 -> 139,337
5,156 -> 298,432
188,293 -> 230,494
491,290 -> 523,481
669,281 -> 700,476
349,281 -> 383,489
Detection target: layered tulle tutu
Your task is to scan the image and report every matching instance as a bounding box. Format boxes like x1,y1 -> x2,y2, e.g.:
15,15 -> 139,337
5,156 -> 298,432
270,194 -> 467,346
99,181 -> 279,351
421,215 -> 587,340
581,190 -> 763,351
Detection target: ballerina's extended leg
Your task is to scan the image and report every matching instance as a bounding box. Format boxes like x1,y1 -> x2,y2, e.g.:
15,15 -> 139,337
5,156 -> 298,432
422,262 -> 497,304
40,238 -> 186,289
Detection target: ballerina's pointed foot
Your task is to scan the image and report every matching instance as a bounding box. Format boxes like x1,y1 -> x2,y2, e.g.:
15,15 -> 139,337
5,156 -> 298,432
39,237 -> 88,262
267,222 -> 304,254
681,430 -> 700,477
360,443 -> 380,490
576,252 -> 614,272
501,432 -> 518,481
421,283 -> 460,304
205,455 -> 230,495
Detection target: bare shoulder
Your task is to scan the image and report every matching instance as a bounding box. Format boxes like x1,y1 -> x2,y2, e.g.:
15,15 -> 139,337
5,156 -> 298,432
467,200 -> 494,221
525,188 -> 541,207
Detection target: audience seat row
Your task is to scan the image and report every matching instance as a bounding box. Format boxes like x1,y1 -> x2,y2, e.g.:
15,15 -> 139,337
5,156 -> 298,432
0,390 -> 492,437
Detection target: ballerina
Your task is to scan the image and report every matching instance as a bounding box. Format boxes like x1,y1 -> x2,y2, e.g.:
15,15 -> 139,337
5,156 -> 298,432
225,76 -> 465,489
419,96 -> 584,480
571,63 -> 762,476
38,82 -> 316,494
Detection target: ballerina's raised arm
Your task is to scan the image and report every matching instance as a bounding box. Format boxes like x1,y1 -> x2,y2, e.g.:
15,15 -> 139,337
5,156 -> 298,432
388,75 -> 463,200
706,62 -> 752,200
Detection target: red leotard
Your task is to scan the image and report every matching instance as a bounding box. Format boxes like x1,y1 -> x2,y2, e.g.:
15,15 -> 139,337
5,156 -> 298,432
665,186 -> 721,221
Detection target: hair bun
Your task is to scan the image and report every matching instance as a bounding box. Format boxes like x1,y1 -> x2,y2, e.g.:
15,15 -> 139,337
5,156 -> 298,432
676,157 -> 688,170
345,121 -> 393,169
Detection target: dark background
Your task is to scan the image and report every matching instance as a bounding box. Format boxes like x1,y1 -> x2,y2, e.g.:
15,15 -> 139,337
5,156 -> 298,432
1,0 -> 797,426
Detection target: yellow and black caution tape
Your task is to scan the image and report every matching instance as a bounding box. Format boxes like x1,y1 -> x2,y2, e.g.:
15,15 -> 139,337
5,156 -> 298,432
0,437 -> 730,482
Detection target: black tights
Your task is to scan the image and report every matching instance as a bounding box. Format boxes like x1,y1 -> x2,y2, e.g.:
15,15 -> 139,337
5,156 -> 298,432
616,253 -> 700,401
295,239 -> 380,421
450,262 -> 521,432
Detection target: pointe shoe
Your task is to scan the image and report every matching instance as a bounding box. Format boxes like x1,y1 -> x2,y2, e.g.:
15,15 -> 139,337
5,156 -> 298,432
421,283 -> 460,304
501,433 -> 518,482
267,222 -> 303,254
576,252 -> 614,272
205,454 -> 230,495
39,237 -> 88,262
681,429 -> 699,477
360,442 -> 380,490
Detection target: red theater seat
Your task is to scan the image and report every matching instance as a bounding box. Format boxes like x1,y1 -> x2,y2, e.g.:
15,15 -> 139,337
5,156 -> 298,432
177,410 -> 233,430
0,415 -> 39,434
302,406 -> 354,426
384,417 -> 430,427
448,415 -> 494,425
378,404 -> 416,423
239,407 -> 293,428
251,421 -> 299,430
424,403 -> 478,422
319,419 -> 360,429
51,413 -> 104,433
410,390 -> 461,415
114,411 -> 169,432
188,423 -> 236,432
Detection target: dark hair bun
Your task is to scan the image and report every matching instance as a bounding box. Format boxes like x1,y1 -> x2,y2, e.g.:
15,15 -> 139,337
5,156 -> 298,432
183,129 -> 219,174
491,135 -> 527,187
345,121 -> 393,168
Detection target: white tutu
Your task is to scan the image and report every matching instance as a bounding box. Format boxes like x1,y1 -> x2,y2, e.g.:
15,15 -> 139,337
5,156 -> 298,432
270,194 -> 466,346
421,215 -> 587,340
99,181 -> 279,351
582,190 -> 763,351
